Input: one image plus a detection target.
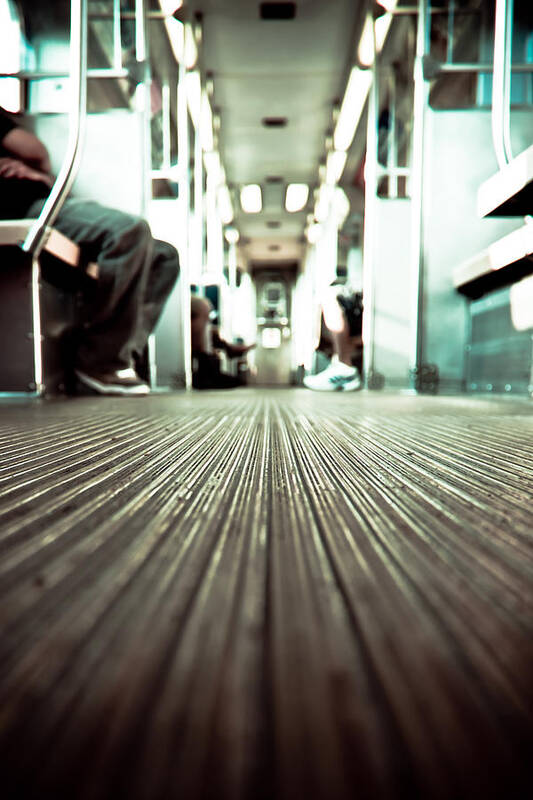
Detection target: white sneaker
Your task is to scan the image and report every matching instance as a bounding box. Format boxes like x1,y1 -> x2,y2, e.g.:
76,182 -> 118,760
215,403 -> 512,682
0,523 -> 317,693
75,367 -> 150,396
303,359 -> 362,392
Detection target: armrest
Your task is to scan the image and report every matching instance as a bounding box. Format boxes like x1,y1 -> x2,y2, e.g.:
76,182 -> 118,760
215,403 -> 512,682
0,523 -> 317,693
0,219 -> 98,279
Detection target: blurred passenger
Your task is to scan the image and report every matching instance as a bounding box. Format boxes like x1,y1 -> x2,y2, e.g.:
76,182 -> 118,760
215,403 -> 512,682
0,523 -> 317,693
304,282 -> 363,392
191,295 -> 254,389
0,106 -> 179,396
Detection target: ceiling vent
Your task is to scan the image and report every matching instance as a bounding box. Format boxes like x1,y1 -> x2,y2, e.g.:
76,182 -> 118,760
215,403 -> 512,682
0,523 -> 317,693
266,175 -> 283,183
260,3 -> 297,20
262,117 -> 288,128
269,244 -> 281,251
267,221 -> 282,228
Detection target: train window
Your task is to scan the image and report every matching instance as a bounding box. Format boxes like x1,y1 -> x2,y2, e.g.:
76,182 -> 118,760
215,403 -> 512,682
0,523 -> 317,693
0,0 -> 27,112
261,328 -> 282,349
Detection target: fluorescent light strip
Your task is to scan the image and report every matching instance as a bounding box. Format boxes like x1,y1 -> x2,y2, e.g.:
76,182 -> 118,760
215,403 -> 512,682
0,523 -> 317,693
224,226 -> 240,244
185,70 -> 201,127
358,12 -> 393,68
285,183 -> 309,213
159,0 -> 184,14
200,90 -> 214,152
240,184 -> 262,213
164,17 -> 184,64
217,185 -> 234,225
325,150 -> 347,185
333,67 -> 373,152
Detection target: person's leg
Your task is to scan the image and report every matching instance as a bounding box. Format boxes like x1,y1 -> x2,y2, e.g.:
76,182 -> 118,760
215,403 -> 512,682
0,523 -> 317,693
190,296 -> 212,353
304,287 -> 361,392
48,199 -> 154,373
322,288 -> 353,366
131,238 -> 180,358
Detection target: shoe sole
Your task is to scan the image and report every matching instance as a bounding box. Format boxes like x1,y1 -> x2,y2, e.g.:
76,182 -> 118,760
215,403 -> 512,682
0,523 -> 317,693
303,378 -> 362,392
75,370 -> 150,396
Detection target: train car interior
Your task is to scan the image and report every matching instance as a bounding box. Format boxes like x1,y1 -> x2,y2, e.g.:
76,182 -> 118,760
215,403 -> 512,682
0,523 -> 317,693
0,1 -> 532,798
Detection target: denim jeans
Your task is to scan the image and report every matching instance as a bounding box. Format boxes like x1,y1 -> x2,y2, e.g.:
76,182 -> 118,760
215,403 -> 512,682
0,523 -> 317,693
29,198 -> 179,372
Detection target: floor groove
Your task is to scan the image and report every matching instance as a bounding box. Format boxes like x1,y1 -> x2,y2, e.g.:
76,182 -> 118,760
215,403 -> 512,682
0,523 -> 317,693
0,389 -> 532,799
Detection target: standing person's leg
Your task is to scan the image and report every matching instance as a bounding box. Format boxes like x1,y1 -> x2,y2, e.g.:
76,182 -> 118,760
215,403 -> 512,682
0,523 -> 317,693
303,287 -> 362,392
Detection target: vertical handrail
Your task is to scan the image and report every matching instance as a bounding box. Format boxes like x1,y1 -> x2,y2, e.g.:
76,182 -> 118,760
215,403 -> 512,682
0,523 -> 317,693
408,0 -> 429,389
22,0 -> 87,256
492,0 -> 514,169
113,0 -> 123,71
361,10 -> 378,383
135,0 -> 151,217
177,62 -> 192,390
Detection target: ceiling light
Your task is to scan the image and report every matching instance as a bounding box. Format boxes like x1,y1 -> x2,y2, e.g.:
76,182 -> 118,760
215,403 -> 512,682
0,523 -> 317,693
203,151 -> 222,183
158,0 -> 183,15
376,0 -> 398,11
184,22 -> 198,68
333,187 -> 350,226
358,11 -> 394,68
185,70 -> 201,127
285,183 -> 309,212
200,90 -> 214,151
333,67 -> 373,152
240,184 -> 262,213
164,17 -> 184,63
217,185 -> 234,224
325,151 -> 347,185
224,226 -> 240,245
358,17 -> 374,67
306,223 -> 322,244
314,184 -> 334,223
375,13 -> 393,52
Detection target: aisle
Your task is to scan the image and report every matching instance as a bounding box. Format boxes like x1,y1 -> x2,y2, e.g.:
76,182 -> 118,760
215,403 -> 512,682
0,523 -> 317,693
0,389 -> 532,799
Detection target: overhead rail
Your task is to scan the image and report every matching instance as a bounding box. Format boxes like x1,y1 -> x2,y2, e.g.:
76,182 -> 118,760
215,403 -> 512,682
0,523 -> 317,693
22,0 -> 88,258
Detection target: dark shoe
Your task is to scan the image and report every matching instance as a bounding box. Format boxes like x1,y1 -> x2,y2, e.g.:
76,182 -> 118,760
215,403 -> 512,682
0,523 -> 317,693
75,367 -> 150,396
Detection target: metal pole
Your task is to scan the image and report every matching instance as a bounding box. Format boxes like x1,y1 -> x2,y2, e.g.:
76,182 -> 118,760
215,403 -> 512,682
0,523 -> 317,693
135,0 -> 151,217
162,81 -> 171,170
113,0 -> 123,71
177,64 -> 192,390
492,0 -> 514,169
361,15 -> 378,384
446,0 -> 455,64
407,0 -> 429,390
22,0 -> 87,255
387,69 -> 398,199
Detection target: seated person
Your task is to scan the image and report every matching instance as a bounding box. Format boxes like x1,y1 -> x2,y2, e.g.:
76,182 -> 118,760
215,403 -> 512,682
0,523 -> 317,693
191,295 -> 254,389
304,282 -> 363,392
0,106 -> 179,396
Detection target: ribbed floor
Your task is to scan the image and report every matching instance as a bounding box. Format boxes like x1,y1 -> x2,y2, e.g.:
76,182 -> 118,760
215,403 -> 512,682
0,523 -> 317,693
0,389 -> 532,800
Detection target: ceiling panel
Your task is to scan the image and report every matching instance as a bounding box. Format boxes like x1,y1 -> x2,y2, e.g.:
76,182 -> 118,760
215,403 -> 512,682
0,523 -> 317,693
187,0 -> 365,264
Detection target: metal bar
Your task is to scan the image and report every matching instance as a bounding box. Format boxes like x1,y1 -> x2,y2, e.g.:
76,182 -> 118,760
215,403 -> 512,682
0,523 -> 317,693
22,0 -> 87,256
377,166 -> 410,177
113,0 -> 123,71
177,65 -> 192,391
408,0 -> 430,390
446,0 -> 455,65
361,18 -> 378,384
0,69 -> 129,80
162,82 -> 171,170
88,10 -> 172,19
492,0 -> 515,169
135,0 -> 151,217
387,69 -> 398,199
390,6 -> 477,15
438,62 -> 532,73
